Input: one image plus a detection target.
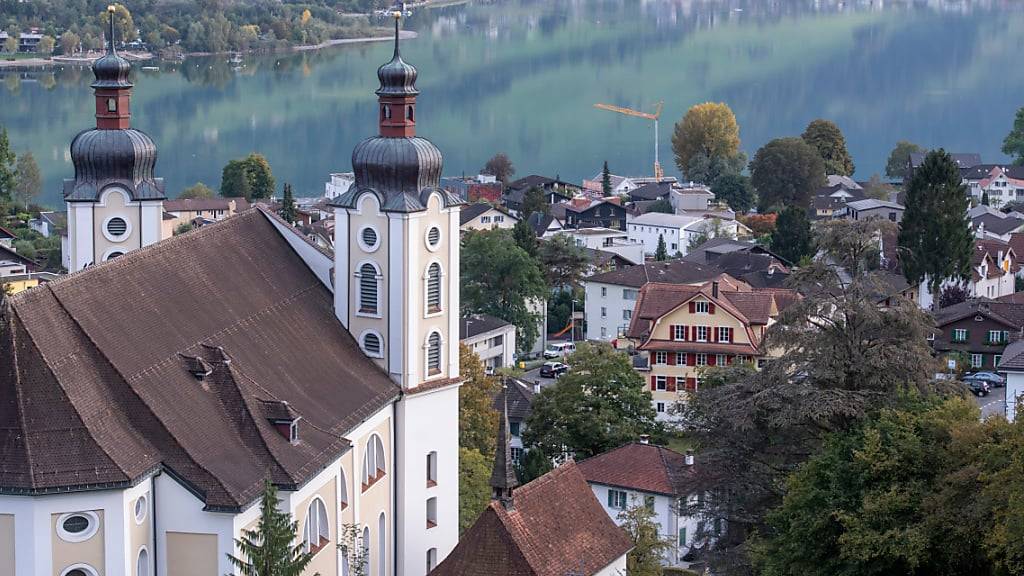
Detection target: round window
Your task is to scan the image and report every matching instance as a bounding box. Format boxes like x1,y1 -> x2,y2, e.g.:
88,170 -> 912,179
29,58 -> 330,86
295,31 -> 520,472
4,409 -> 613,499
106,217 -> 128,237
105,251 -> 125,261
66,570 -> 88,576
62,515 -> 90,534
359,226 -> 380,252
134,495 -> 147,524
56,511 -> 99,543
426,226 -> 441,251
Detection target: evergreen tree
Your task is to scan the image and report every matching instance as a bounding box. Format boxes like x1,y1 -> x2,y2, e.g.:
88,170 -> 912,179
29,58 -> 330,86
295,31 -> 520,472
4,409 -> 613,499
1002,106 -> 1024,165
898,149 -> 973,300
521,186 -> 548,217
0,126 -> 16,204
770,206 -> 813,264
280,183 -> 297,223
601,160 -> 612,196
801,119 -> 855,176
982,190 -> 990,206
512,217 -> 538,257
226,481 -> 316,576
655,234 -> 668,261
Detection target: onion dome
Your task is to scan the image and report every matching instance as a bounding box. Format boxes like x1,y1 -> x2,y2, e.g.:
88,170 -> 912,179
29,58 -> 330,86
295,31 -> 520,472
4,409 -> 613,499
376,15 -> 419,97
91,50 -> 132,89
64,129 -> 165,201
352,136 -> 441,195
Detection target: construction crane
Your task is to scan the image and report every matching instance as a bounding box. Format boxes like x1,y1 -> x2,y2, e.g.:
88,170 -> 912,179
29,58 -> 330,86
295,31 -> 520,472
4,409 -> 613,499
593,101 -> 665,179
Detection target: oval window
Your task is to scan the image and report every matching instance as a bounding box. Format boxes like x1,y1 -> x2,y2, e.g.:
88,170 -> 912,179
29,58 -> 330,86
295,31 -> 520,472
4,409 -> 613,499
426,226 -> 441,249
362,227 -> 378,247
62,515 -> 90,534
56,511 -> 99,543
135,495 -> 147,523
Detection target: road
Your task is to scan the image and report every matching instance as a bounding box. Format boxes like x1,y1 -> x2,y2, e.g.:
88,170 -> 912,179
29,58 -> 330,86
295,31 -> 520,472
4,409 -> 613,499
975,383 -> 1006,420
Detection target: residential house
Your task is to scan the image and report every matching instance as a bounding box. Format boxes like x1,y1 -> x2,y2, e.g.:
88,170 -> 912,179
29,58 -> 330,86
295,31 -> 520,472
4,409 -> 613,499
583,259 -> 733,342
932,299 -> 1024,372
579,441 -> 713,568
582,173 -> 675,197
460,314 -> 517,372
324,172 -> 355,199
526,212 -> 563,238
18,32 -> 42,52
971,206 -> 1024,241
839,198 -> 905,223
558,227 -> 644,265
623,280 -> 799,419
0,243 -> 38,278
564,198 -> 628,231
580,246 -> 636,274
909,152 -> 981,174
161,197 -> 250,237
970,239 -> 1016,300
502,175 -> 579,214
628,212 -> 740,257
440,174 -> 502,204
0,226 -> 15,249
997,339 -> 1024,421
683,238 -> 792,288
459,202 -> 518,233
628,182 -> 673,203
811,182 -> 866,219
27,211 -> 66,238
962,165 -> 1024,206
669,184 -> 716,213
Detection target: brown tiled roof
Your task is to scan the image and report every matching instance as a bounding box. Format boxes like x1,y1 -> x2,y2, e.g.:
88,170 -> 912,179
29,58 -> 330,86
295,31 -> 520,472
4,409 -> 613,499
998,339 -> 1024,371
163,196 -> 250,212
431,462 -> 632,576
578,442 -> 696,496
0,209 -> 399,509
934,300 -> 1024,330
638,340 -> 759,355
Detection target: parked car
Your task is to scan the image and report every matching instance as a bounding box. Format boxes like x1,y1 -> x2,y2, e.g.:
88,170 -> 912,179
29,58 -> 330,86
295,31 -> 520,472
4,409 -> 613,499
543,342 -> 576,359
539,361 -> 569,378
964,378 -> 990,397
965,371 -> 1005,387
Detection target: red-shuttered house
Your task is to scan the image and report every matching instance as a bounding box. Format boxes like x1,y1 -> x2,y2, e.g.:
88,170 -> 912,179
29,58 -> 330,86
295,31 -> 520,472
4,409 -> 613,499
623,280 -> 800,420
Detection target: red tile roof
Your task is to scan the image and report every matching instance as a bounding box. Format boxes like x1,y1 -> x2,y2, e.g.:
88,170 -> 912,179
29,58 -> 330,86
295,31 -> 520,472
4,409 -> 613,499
578,442 -> 695,496
431,462 -> 632,576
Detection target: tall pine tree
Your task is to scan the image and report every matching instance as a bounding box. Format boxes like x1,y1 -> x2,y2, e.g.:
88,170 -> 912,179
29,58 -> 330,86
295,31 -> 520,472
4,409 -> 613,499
601,161 -> 612,196
655,234 -> 668,261
280,182 -> 297,223
512,217 -> 538,257
898,149 -> 973,300
770,206 -> 813,264
226,482 -> 316,576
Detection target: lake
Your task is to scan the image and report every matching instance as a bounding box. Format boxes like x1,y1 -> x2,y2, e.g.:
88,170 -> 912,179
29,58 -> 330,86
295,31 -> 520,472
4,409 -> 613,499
3,0 -> 1024,208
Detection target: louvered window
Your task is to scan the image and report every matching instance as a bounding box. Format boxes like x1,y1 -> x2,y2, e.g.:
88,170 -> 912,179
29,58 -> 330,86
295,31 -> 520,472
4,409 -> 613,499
361,227 -> 378,249
106,217 -> 128,237
427,226 -> 441,248
363,333 -> 382,357
427,263 -> 442,313
359,263 -> 378,314
427,332 -> 442,375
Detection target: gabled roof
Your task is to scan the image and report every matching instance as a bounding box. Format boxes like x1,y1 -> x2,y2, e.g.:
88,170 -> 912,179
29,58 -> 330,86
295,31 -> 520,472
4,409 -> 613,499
586,259 -> 725,288
460,314 -> 513,339
494,378 -> 535,422
460,202 -> 515,226
998,339 -> 1024,372
578,442 -> 695,496
845,198 -> 904,211
0,243 -> 39,270
910,152 -> 981,170
0,209 -> 399,509
935,299 -> 1024,330
430,462 -> 632,576
628,182 -> 672,201
526,212 -> 559,236
973,212 -> 1024,236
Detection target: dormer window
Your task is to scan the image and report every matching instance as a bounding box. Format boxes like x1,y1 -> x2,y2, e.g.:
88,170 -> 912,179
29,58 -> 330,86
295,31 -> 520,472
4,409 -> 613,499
179,354 -> 213,380
260,399 -> 300,443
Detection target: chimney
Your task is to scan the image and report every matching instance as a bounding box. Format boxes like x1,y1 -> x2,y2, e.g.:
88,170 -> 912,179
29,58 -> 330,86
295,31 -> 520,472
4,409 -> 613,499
639,434 -> 650,445
685,449 -> 694,466
712,281 -> 719,298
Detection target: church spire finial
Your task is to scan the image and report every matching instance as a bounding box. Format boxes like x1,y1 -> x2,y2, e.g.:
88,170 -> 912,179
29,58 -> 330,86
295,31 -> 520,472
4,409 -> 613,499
106,5 -> 117,54
392,9 -> 401,58
490,381 -> 519,509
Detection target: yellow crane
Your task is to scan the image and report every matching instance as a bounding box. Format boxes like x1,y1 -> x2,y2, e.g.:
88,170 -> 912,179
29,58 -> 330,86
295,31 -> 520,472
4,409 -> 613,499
593,101 -> 665,179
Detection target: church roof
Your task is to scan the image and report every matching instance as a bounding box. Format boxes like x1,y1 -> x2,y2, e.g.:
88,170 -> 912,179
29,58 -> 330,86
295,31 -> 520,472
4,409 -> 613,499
0,209 -> 399,510
430,462 -> 633,576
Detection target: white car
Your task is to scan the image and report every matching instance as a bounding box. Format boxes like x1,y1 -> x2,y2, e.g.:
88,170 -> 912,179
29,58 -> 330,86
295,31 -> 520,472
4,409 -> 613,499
543,342 -> 576,359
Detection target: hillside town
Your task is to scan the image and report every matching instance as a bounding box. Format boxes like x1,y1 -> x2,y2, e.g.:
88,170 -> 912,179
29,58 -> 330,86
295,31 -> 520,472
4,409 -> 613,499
5,2 -> 1024,576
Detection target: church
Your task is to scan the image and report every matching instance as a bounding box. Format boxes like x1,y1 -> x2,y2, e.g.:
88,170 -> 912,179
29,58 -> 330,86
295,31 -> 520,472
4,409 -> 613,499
0,12 -> 460,576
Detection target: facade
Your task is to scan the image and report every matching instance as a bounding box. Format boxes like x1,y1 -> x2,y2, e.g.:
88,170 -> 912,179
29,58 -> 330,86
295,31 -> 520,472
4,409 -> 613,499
161,197 -> 250,237
563,199 -> 627,231
971,239 -> 1016,300
624,280 -> 799,419
63,30 -> 166,272
962,164 -> 1024,205
932,299 -> 1024,372
458,203 -> 517,233
998,339 -> 1024,421
2,16 -> 460,576
460,314 -> 517,371
558,226 -> 644,265
579,441 -> 712,568
325,172 -> 356,200
28,211 -> 67,238
840,198 -> 905,223
628,212 -> 740,257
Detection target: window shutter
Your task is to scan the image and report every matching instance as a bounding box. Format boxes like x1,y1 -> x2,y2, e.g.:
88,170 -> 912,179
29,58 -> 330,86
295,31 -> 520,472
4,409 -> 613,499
684,326 -> 690,341
687,353 -> 695,367
726,355 -> 734,365
709,303 -> 716,314
667,377 -> 677,392
686,377 -> 696,391
708,354 -> 717,366
608,490 -> 615,507
728,327 -> 734,343
427,264 -> 442,312
667,353 -> 676,366
689,302 -> 696,313
650,376 -> 657,391
359,264 -> 378,313
670,325 -> 678,341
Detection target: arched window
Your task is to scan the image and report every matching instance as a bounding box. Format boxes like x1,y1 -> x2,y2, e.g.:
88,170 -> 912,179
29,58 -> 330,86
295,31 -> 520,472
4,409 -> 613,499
340,467 -> 350,511
426,332 -> 442,376
426,263 -> 442,314
362,434 -> 386,489
381,104 -> 391,121
137,548 -> 149,576
362,526 -> 370,575
378,513 -> 386,576
358,263 -> 380,315
426,497 -> 437,528
406,105 -> 414,121
302,498 -> 330,554
362,332 -> 383,358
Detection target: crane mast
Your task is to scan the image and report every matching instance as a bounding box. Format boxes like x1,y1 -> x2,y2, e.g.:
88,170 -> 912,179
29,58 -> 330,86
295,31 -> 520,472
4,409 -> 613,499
593,101 -> 665,179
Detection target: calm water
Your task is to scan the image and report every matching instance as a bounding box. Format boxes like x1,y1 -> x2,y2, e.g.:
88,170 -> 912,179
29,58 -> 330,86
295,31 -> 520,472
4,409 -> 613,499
3,0 -> 1024,208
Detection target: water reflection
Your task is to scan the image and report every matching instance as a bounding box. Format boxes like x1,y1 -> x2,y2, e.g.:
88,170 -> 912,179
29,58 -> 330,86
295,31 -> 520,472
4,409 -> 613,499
2,0 -> 1023,207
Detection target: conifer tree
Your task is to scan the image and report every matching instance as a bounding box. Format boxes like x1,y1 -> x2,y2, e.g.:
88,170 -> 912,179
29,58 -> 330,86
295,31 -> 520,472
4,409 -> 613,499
512,217 -> 538,257
0,126 -> 16,204
898,149 -> 973,300
281,183 -> 297,223
982,191 -> 990,206
655,234 -> 668,261
601,160 -> 612,196
770,206 -> 814,264
226,481 -> 316,576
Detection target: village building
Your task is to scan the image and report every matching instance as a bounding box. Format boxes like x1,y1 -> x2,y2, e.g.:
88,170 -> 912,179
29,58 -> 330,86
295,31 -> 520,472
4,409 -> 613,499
458,202 -> 518,233
997,339 -> 1024,421
932,299 -> 1024,372
459,314 -> 517,373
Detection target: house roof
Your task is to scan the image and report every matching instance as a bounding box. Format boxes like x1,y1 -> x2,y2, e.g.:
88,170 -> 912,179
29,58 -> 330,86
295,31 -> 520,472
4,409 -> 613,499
0,226 -> 15,240
460,203 -> 515,226
494,378 -> 535,422
826,175 -> 863,190
430,462 -> 632,576
628,182 -> 672,201
683,237 -> 792,267
0,244 -> 38,270
460,314 -> 513,340
163,197 -> 250,213
577,442 -> 695,496
0,209 -> 399,509
998,339 -> 1024,372
934,299 -> 1024,330
910,152 -> 981,169
586,259 -> 726,288
526,213 -> 558,236
974,212 -> 1024,236
628,212 -> 699,228
845,198 -> 904,211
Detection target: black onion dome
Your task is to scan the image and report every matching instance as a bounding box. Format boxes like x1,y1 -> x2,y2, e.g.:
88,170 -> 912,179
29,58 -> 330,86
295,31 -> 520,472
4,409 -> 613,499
376,46 -> 418,97
64,128 -> 165,201
91,51 -> 133,89
352,136 -> 441,200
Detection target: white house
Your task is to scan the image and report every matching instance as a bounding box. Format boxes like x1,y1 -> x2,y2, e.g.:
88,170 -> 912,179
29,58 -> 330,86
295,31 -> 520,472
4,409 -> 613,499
999,339 -> 1024,421
459,203 -> 518,233
558,226 -> 644,265
325,172 -> 355,200
459,314 -> 517,372
579,441 -> 717,568
628,212 -> 739,257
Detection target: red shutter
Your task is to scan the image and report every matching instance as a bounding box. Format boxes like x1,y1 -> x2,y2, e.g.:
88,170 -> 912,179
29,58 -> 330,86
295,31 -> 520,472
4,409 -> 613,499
684,325 -> 690,341
689,302 -> 696,313
650,376 -> 656,391
710,326 -> 717,343
709,303 -> 716,314
667,377 -> 677,392
709,354 -> 717,366
726,327 -> 733,343
686,377 -> 697,392
667,353 -> 676,366
670,325 -> 677,341
727,355 -> 734,365
687,353 -> 695,366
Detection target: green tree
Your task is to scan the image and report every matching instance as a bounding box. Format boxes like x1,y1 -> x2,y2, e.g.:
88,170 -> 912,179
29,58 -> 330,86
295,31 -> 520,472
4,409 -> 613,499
221,159 -> 252,199
13,240 -> 36,260
770,206 -> 813,264
100,3 -> 138,44
512,217 -> 538,257
524,342 -> 663,461
337,524 -> 369,576
462,229 -> 547,354
655,233 -> 668,261
1002,106 -> 1024,165
3,34 -> 16,54
620,498 -> 673,576
982,190 -> 991,206
862,173 -> 894,201
0,126 -> 15,203
886,140 -> 925,181
60,31 -> 80,55
226,481 -> 317,576
801,119 -> 855,176
711,173 -> 754,212
520,186 -> 548,217
515,447 -> 552,484
898,149 -> 973,300
174,222 -> 194,235
672,102 -> 743,183
538,234 -> 589,290
482,152 -> 515,183
179,182 -> 215,199
458,447 -> 493,533
280,182 -> 297,223
13,151 -> 40,209
601,160 -> 612,196
37,35 -> 55,56
647,198 -> 674,214
685,150 -> 747,186
750,137 -> 827,212
459,344 -> 500,456
245,153 -> 276,200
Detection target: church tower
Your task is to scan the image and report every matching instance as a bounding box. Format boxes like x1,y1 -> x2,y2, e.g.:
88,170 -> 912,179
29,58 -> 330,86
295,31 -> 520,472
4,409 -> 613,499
65,6 -> 165,272
330,13 -> 463,574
